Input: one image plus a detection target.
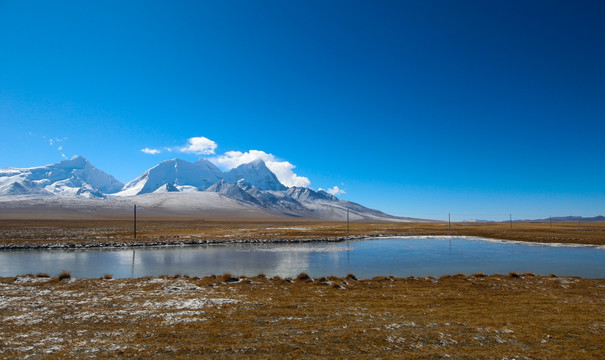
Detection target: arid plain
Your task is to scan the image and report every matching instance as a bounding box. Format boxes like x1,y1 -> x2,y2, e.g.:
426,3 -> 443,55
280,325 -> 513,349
1,220 -> 604,358
1,219 -> 604,248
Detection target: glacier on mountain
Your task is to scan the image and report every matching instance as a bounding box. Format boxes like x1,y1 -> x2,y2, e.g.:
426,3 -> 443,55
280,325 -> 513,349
0,156 -> 411,221
224,159 -> 286,191
118,158 -> 222,196
0,156 -> 123,199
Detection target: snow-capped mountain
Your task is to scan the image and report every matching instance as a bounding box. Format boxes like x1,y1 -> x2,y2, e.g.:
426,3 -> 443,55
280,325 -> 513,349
286,187 -> 337,202
0,156 -> 123,199
206,179 -> 309,216
0,156 -> 417,221
118,158 -> 222,196
225,159 -> 286,191
206,179 -> 261,206
118,158 -> 286,195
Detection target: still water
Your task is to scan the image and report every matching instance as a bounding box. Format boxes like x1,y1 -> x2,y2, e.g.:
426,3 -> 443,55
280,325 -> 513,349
1,237 -> 604,279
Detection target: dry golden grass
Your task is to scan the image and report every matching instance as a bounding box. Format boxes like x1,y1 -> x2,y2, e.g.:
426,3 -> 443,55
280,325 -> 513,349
0,274 -> 603,358
1,220 -> 602,358
0,219 -> 604,248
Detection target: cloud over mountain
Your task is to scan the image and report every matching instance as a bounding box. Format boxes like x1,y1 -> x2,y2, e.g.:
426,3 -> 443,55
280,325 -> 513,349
141,148 -> 161,155
141,136 -> 310,188
179,136 -> 218,155
0,156 -> 413,222
322,186 -> 346,196
211,150 -> 310,188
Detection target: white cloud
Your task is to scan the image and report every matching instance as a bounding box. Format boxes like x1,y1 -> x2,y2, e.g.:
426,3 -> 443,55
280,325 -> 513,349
149,136 -> 310,188
179,136 -> 217,155
325,186 -> 346,196
141,148 -> 161,155
48,137 -> 67,146
57,146 -> 63,151
211,150 -> 311,188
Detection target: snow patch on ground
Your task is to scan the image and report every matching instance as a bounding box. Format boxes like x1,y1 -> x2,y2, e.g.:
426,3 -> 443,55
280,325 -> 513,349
386,235 -> 605,250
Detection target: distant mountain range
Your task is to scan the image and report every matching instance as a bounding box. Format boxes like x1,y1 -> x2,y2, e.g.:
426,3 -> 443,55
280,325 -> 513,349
0,156 -> 419,221
463,216 -> 605,223
0,156 -> 122,198
522,216 -> 605,223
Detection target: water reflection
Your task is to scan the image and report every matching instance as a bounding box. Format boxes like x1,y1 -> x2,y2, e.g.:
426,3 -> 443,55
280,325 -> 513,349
0,237 -> 603,279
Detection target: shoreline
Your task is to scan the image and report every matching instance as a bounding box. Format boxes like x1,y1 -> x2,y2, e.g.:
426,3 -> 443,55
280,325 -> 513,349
2,232 -> 605,251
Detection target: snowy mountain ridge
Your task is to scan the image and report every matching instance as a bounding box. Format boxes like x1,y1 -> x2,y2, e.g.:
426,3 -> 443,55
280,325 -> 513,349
0,156 -> 415,221
118,158 -> 223,196
0,156 -> 123,199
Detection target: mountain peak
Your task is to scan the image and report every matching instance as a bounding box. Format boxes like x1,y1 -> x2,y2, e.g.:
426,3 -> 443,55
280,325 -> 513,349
225,160 -> 286,191
286,187 -> 337,202
57,155 -> 90,169
249,158 -> 266,166
0,156 -> 123,197
195,158 -> 215,165
236,178 -> 253,191
118,158 -> 223,195
158,158 -> 186,166
0,157 -> 409,222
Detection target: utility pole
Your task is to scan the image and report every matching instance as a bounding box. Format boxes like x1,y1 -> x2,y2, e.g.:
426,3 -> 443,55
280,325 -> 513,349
448,213 -> 451,230
346,209 -> 350,232
134,204 -> 137,239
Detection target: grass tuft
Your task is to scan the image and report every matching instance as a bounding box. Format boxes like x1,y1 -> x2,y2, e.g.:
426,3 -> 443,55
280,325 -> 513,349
58,270 -> 71,280
509,272 -> 521,278
296,272 -> 313,282
103,274 -> 113,280
36,272 -> 50,278
472,272 -> 487,277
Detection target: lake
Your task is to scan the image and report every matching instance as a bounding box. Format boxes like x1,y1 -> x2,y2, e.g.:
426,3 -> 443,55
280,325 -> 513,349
1,237 -> 604,279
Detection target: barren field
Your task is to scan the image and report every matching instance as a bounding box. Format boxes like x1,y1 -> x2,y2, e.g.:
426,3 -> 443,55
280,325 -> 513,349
1,273 -> 603,359
0,220 -> 604,249
1,220 -> 603,358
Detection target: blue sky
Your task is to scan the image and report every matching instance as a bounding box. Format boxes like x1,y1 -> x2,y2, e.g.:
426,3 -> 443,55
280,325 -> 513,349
1,1 -> 604,220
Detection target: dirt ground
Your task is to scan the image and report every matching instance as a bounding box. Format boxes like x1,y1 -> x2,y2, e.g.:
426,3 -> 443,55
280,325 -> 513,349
0,273 -> 603,359
0,220 -> 604,249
